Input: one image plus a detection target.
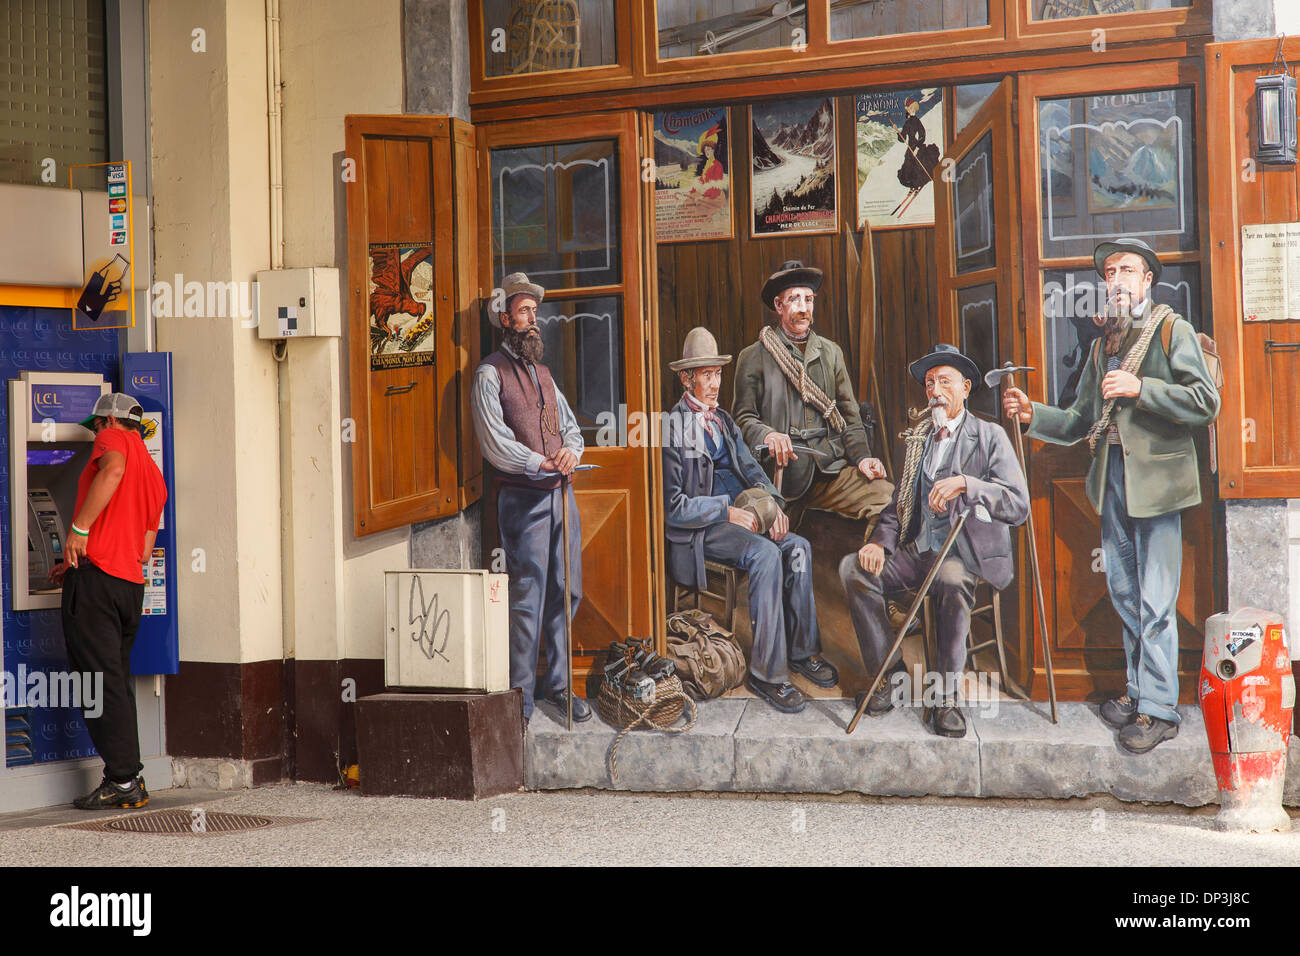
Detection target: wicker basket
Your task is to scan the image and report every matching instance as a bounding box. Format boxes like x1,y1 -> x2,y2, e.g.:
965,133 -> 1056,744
597,674 -> 687,730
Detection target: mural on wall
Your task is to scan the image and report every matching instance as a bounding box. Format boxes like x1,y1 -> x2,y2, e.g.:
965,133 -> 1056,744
653,106 -> 734,243
750,97 -> 838,237
367,244 -> 435,370
855,88 -> 944,228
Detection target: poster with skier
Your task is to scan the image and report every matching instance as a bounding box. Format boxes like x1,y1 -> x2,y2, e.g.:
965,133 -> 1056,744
855,88 -> 945,229
749,96 -> 838,238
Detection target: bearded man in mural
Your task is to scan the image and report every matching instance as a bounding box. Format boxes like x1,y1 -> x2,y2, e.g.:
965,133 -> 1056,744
1003,237 -> 1220,755
662,327 -> 836,714
841,345 -> 1029,739
733,260 -> 894,537
470,272 -> 590,728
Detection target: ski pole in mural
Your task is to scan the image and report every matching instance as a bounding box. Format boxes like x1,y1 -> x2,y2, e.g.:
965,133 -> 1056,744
1002,237 -> 1221,755
470,272 -> 591,729
841,345 -> 1030,739
662,327 -> 833,715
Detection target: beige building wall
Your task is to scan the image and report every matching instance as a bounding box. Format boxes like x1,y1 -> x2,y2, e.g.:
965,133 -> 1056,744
150,0 -> 282,666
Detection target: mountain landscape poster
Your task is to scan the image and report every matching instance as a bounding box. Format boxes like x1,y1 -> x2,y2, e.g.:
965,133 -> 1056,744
749,96 -> 838,237
653,106 -> 733,243
855,88 -> 944,229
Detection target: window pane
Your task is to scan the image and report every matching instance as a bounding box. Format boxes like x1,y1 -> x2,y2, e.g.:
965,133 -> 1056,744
482,0 -> 618,77
1041,263 -> 1201,407
657,1 -> 806,60
533,296 -> 625,439
957,283 -> 999,417
954,82 -> 1000,139
830,0 -> 988,41
1039,87 -> 1198,259
490,139 -> 621,290
954,131 -> 996,275
0,1 -> 108,185
1033,0 -> 1189,20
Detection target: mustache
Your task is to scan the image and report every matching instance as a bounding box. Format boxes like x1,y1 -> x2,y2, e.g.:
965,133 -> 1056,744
928,397 -> 946,408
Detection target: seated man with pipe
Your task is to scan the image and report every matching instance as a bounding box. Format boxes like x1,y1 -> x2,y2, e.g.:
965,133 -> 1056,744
839,345 -> 1029,738
663,327 -> 837,714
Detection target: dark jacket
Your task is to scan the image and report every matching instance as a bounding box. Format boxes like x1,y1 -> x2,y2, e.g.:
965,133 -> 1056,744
870,411 -> 1029,591
663,394 -> 782,590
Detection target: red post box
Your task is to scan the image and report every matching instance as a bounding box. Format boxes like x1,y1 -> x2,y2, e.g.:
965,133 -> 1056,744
1200,608 -> 1294,832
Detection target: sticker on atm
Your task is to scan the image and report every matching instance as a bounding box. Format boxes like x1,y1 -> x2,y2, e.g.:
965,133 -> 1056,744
108,183 -> 126,198
109,198 -> 126,213
106,164 -> 126,184
110,231 -> 127,245
142,548 -> 166,616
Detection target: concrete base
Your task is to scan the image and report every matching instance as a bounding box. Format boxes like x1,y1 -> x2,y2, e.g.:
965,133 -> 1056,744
525,700 -> 1300,807
357,690 -> 523,800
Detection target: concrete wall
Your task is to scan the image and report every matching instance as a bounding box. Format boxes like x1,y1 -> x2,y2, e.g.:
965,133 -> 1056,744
151,0 -> 282,665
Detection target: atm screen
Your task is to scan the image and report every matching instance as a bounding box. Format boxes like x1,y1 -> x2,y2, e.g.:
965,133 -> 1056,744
27,449 -> 76,466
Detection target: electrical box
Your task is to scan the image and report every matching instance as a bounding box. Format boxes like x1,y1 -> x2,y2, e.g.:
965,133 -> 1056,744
384,570 -> 509,692
254,267 -> 340,340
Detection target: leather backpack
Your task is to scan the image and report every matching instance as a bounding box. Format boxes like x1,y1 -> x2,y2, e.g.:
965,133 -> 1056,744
664,609 -> 747,700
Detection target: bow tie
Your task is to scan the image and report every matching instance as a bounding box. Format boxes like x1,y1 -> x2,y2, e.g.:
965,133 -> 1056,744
935,426 -> 952,441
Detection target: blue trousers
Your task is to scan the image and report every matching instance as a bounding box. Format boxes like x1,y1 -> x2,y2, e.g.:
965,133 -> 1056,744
701,523 -> 820,684
498,484 -> 582,718
1101,452 -> 1182,724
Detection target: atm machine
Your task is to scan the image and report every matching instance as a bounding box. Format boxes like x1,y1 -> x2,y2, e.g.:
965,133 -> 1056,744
2,366 -> 177,810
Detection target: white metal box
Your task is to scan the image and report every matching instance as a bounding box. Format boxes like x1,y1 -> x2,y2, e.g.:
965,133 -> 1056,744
384,570 -> 510,692
254,267 -> 340,339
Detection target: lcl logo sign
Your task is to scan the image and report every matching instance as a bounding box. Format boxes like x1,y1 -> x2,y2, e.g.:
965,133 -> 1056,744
33,391 -> 62,415
132,373 -> 158,391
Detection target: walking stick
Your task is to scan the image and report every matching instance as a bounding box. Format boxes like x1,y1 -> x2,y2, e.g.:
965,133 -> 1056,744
847,507 -> 970,735
560,471 -> 574,732
984,363 -> 1059,724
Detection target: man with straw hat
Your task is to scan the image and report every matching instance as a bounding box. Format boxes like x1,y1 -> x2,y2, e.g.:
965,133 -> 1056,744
663,326 -> 837,714
471,272 -> 590,728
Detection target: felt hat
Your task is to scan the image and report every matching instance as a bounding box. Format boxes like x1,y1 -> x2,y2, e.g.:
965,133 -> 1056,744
760,260 -> 823,311
669,327 -> 732,371
734,488 -> 782,534
1093,237 -> 1162,282
491,272 -> 545,328
908,343 -> 981,388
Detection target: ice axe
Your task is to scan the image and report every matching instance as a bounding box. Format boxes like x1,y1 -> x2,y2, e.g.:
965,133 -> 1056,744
982,361 -> 1058,723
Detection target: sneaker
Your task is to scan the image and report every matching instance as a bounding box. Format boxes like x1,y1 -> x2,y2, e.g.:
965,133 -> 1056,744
73,776 -> 149,810
1118,713 -> 1178,754
1100,694 -> 1138,729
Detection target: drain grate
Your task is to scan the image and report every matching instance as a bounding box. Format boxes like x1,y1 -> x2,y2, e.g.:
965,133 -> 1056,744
62,808 -> 314,836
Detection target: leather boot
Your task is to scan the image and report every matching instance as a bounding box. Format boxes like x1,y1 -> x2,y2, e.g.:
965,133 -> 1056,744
931,694 -> 966,738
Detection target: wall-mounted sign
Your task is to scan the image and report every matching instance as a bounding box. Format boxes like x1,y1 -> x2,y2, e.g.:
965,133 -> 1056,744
1241,222 -> 1300,322
855,88 -> 944,229
750,96 -> 838,238
367,243 -> 435,370
652,106 -> 734,244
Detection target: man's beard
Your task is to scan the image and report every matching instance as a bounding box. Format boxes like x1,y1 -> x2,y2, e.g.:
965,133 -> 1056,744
1101,295 -> 1134,357
505,326 -> 544,363
929,398 -> 949,429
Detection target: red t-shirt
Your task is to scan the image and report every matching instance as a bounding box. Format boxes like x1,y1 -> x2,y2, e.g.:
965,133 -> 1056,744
73,427 -> 168,584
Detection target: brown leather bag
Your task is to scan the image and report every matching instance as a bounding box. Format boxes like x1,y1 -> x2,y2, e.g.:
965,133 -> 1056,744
664,609 -> 747,700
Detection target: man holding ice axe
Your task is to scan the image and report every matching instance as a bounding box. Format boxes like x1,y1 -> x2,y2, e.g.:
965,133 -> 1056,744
840,345 -> 1029,738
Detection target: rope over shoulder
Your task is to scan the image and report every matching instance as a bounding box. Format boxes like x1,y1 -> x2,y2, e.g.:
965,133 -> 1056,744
1086,303 -> 1173,455
759,326 -> 847,433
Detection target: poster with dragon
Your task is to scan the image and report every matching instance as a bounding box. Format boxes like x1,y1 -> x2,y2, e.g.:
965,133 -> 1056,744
368,243 -> 436,371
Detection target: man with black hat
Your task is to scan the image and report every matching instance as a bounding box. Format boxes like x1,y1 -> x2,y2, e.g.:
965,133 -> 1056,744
1003,238 -> 1219,754
840,345 -> 1028,738
663,327 -> 835,713
471,272 -> 590,727
50,392 -> 167,809
733,260 -> 893,535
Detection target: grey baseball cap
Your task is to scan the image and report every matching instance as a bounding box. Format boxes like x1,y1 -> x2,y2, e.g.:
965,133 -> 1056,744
79,392 -> 143,429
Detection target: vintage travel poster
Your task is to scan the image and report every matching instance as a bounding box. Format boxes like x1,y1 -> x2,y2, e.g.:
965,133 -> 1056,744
367,243 -> 435,370
855,88 -> 944,228
653,106 -> 733,243
750,96 -> 837,237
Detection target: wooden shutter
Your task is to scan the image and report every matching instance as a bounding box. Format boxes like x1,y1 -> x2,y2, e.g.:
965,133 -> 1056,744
345,115 -> 480,536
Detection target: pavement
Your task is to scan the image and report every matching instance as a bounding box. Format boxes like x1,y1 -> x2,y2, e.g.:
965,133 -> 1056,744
526,699 -> 1290,806
3,782 -> 1300,866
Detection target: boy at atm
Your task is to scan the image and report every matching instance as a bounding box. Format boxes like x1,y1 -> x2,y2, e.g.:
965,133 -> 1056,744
51,392 -> 167,809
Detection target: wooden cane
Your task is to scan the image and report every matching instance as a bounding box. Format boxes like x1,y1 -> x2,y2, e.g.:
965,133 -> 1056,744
561,472 -> 574,732
847,507 -> 970,735
1010,420 -> 1059,724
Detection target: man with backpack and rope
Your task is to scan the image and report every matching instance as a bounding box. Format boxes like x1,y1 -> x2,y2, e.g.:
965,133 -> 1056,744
1002,238 -> 1220,754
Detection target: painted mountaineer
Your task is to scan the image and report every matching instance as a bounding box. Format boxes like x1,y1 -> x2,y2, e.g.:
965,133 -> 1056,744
840,345 -> 1029,738
732,260 -> 893,537
471,272 -> 590,728
1002,237 -> 1219,754
663,327 -> 835,713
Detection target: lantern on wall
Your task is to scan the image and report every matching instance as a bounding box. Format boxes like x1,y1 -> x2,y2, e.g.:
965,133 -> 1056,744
1256,41 -> 1298,166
